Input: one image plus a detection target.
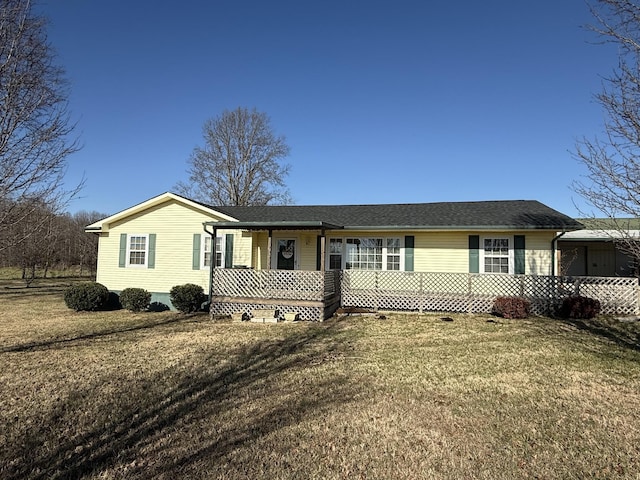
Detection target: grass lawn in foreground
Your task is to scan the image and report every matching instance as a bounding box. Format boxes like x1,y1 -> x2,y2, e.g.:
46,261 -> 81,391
1,281 -> 639,479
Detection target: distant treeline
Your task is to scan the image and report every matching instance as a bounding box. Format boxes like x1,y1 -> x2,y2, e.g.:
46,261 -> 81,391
0,200 -> 106,283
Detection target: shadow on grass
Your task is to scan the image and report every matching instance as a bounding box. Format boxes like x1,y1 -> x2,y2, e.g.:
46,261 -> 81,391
527,316 -> 640,354
0,277 -> 95,298
0,313 -> 205,353
561,317 -> 640,353
0,284 -> 70,297
2,318 -> 361,479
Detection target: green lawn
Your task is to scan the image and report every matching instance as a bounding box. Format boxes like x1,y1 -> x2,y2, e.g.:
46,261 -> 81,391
1,281 -> 639,479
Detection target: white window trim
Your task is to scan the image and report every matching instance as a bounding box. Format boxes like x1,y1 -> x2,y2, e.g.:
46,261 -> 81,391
328,238 -> 344,270
126,233 -> 148,268
480,235 -> 514,274
201,235 -> 225,270
385,237 -> 402,271
327,236 -> 404,271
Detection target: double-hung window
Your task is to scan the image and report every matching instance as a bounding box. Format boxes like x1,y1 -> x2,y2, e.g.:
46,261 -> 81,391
329,238 -> 343,270
203,236 -> 212,268
201,235 -> 225,269
386,238 -> 401,270
482,237 -> 511,274
127,234 -> 148,267
120,233 -> 155,269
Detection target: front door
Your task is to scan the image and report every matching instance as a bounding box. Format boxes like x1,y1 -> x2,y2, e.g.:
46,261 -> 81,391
275,238 -> 296,270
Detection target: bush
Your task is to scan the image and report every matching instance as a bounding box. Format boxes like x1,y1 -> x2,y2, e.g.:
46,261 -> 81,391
560,296 -> 601,319
119,287 -> 152,312
492,296 -> 531,319
64,282 -> 110,312
170,283 -> 207,313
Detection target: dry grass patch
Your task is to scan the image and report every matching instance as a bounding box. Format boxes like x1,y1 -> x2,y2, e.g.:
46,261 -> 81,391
1,286 -> 640,479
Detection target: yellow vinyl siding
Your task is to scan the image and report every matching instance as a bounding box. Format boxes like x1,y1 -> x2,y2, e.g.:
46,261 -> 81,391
298,233 -> 318,270
413,231 -> 555,275
242,230 -> 556,274
95,199 -> 250,294
253,231 -> 268,269
233,231 -> 253,268
249,231 -> 319,270
413,232 -> 468,273
523,231 -> 555,275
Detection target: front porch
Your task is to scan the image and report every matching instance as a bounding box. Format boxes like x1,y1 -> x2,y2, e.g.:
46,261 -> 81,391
210,268 -> 341,321
209,269 -> 640,321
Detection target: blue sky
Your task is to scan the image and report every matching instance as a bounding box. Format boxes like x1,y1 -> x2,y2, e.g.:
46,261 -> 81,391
41,0 -> 617,217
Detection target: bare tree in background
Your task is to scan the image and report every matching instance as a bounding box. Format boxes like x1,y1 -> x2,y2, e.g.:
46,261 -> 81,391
0,0 -> 82,250
176,107 -> 291,206
69,210 -> 102,276
1,207 -> 104,280
572,0 -> 640,262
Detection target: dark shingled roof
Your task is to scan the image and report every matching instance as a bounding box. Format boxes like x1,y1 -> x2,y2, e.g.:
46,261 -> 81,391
207,200 -> 583,231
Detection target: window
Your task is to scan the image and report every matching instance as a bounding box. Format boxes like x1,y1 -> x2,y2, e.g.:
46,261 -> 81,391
329,238 -> 342,270
215,236 -> 223,267
346,238 -> 383,270
203,236 -> 212,268
202,235 -> 224,269
387,238 -> 400,270
483,237 -> 511,274
127,235 -> 148,267
120,233 -> 155,269
328,237 -> 402,271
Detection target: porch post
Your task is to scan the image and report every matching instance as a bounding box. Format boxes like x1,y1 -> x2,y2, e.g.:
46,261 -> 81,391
267,229 -> 273,270
205,226 -> 217,305
320,229 -> 326,272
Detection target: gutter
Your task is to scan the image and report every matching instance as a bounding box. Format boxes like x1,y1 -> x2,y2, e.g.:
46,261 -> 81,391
203,223 -> 216,307
202,222 -> 583,232
551,231 -> 566,276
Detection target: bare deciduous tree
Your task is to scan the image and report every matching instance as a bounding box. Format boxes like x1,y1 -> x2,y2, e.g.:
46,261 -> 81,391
0,0 -> 82,249
1,207 -> 104,280
573,0 -> 640,261
176,107 -> 291,206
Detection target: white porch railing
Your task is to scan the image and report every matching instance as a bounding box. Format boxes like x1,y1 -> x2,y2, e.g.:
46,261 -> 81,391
210,269 -> 639,318
210,269 -> 341,320
341,271 -> 639,316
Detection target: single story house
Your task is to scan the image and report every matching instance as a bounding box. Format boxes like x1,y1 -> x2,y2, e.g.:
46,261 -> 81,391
558,218 -> 640,277
86,192 -> 593,319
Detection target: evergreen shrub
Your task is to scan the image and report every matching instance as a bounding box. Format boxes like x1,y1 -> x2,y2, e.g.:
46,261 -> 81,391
119,287 -> 152,312
64,282 -> 110,312
170,283 -> 206,313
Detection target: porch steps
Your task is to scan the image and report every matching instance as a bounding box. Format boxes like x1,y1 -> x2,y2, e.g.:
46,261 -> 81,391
251,309 -> 278,322
250,317 -> 278,323
231,309 -> 301,322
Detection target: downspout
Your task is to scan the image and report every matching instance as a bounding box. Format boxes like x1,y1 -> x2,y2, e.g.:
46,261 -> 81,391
551,231 -> 566,276
203,224 -> 216,306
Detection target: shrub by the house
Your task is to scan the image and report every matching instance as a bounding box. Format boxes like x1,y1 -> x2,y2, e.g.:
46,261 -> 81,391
560,296 -> 601,319
119,287 -> 151,312
64,282 -> 110,312
170,283 -> 206,313
492,296 -> 531,319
